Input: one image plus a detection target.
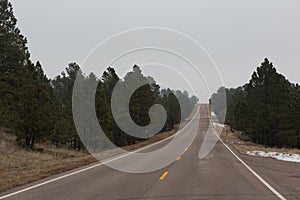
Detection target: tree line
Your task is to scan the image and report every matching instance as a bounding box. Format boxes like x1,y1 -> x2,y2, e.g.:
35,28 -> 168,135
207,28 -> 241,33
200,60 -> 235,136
0,1 -> 198,150
211,58 -> 300,148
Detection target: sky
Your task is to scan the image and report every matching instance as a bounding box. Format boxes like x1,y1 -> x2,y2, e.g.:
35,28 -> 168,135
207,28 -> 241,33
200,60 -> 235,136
10,0 -> 300,102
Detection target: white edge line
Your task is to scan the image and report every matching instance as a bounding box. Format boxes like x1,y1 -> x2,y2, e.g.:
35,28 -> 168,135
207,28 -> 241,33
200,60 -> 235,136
0,107 -> 200,199
210,120 -> 287,200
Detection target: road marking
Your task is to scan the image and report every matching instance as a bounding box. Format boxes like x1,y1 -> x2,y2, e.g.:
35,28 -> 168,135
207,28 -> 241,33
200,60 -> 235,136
0,109 -> 201,200
176,156 -> 181,161
211,123 -> 287,200
159,172 -> 169,180
184,148 -> 188,152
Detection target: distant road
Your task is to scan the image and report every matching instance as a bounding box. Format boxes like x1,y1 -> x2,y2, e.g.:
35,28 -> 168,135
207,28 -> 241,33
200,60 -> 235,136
1,105 -> 299,200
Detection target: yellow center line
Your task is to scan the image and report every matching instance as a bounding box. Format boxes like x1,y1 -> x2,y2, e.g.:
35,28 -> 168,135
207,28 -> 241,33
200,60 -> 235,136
159,171 -> 169,180
184,148 -> 188,152
176,156 -> 181,161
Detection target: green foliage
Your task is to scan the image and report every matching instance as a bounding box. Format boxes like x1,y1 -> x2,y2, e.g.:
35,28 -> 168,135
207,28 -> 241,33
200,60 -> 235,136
157,89 -> 180,131
0,1 -> 198,150
210,87 -> 227,123
0,0 -> 28,129
211,58 -> 300,148
0,1 -> 57,149
51,63 -> 83,149
17,63 -> 57,148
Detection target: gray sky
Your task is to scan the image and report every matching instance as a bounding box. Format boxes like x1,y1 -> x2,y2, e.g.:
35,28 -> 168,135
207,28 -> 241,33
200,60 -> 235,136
10,0 -> 300,101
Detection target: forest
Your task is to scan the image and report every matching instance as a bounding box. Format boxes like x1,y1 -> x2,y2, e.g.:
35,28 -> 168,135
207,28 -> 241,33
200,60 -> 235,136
211,58 -> 300,148
0,1 -> 198,150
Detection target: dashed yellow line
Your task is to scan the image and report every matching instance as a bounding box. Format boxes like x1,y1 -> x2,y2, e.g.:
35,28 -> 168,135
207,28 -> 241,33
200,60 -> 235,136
176,156 -> 181,161
159,171 -> 169,180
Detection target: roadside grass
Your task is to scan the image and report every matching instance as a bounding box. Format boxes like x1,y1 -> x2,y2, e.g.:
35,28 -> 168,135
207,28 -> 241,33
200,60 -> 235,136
0,131 -> 96,192
0,124 -> 183,193
220,126 -> 300,155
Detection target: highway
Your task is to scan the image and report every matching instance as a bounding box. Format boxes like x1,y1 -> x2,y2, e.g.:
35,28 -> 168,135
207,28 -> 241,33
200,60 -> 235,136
1,104 -> 299,200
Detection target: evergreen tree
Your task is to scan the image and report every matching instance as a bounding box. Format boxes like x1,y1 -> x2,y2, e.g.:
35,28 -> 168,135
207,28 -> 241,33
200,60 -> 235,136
0,1 -> 197,150
0,1 -> 57,148
17,63 -> 57,148
51,63 -> 83,149
211,58 -> 299,148
0,0 -> 29,129
101,67 -> 124,146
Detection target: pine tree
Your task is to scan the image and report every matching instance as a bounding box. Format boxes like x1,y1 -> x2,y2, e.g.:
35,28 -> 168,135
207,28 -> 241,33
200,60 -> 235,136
0,1 -> 57,148
51,63 -> 83,149
0,0 -> 29,129
101,67 -> 123,146
211,58 -> 299,148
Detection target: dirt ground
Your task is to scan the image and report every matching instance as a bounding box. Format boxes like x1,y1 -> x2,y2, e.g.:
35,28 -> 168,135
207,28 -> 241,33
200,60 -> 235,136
220,126 -> 300,155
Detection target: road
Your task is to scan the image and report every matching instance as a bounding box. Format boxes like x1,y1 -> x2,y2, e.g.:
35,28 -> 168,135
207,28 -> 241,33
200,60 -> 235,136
1,104 -> 299,200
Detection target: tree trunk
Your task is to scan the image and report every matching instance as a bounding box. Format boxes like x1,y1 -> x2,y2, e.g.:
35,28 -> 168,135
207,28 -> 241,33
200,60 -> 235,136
30,136 -> 35,150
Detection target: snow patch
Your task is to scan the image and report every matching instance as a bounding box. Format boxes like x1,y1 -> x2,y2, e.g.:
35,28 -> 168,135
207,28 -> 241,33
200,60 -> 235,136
246,150 -> 300,163
213,122 -> 225,128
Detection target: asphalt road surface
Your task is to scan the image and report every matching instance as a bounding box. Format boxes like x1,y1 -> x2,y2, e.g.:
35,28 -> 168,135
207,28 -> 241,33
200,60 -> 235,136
1,104 -> 299,200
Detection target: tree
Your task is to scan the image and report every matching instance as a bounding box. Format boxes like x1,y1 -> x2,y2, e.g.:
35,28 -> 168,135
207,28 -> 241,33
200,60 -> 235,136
0,0 -> 30,129
17,63 -> 57,148
51,63 -> 83,149
0,1 -> 57,149
211,58 -> 299,148
0,1 -> 197,150
243,58 -> 291,146
122,65 -> 155,144
101,67 -> 124,146
0,0 -> 29,73
175,90 -> 195,120
157,91 -> 181,131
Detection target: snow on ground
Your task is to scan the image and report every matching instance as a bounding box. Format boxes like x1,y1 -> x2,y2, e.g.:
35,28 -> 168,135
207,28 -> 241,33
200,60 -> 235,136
246,150 -> 300,163
211,112 -> 225,128
213,122 -> 225,128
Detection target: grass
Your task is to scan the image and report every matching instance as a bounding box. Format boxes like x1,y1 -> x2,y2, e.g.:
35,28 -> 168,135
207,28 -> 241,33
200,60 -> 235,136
220,126 -> 300,155
0,131 -> 96,192
0,123 -> 183,193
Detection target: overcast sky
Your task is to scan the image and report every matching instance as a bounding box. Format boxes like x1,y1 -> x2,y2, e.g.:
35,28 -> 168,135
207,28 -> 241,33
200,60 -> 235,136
10,0 -> 300,101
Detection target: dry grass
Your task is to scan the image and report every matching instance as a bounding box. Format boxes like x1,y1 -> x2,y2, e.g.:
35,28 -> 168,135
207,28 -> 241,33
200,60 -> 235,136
0,131 -> 96,192
220,126 -> 300,155
0,123 -> 184,193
